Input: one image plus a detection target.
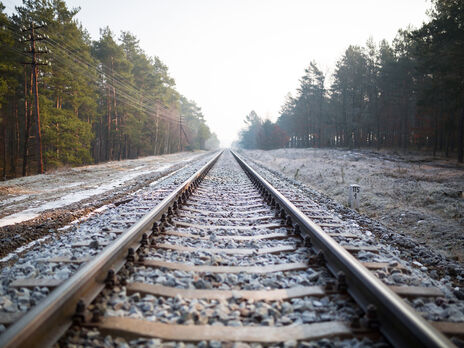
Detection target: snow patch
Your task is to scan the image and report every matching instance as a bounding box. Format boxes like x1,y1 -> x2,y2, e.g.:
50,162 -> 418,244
0,211 -> 40,227
0,235 -> 51,263
0,151 -> 207,228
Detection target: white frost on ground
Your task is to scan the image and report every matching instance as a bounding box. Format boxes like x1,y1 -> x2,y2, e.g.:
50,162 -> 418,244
0,151 -> 205,227
243,148 -> 464,260
0,235 -> 51,262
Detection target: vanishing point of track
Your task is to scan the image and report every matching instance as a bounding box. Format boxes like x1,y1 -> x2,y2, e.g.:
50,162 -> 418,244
0,150 -> 457,347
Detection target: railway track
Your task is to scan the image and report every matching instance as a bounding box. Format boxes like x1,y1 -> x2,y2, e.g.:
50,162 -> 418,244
0,150 -> 462,347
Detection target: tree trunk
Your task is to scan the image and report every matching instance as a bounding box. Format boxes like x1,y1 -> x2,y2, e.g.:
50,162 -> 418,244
22,69 -> 33,176
2,125 -> 6,180
106,86 -> 111,161
403,98 -> 409,151
458,107 -> 464,163
9,97 -> 18,177
433,113 -> 438,157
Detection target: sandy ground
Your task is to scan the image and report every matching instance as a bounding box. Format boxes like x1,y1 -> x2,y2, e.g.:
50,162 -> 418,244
242,148 -> 464,261
0,151 -> 206,227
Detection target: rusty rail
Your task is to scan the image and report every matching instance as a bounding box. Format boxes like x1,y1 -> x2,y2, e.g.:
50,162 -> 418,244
231,150 -> 453,348
0,151 -> 222,348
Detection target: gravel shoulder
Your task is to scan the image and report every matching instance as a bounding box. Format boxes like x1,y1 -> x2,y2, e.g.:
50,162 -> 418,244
0,151 -> 207,225
0,151 -> 210,261
241,148 -> 464,262
2,150 -> 463,346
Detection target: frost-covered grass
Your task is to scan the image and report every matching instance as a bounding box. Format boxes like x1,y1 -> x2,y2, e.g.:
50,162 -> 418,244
243,148 -> 464,261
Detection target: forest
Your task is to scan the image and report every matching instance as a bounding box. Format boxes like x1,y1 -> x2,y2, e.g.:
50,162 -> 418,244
0,0 -> 219,179
239,0 -> 464,163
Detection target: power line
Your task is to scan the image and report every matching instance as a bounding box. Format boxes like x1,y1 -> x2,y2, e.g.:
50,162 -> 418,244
3,16 -> 196,162
3,23 -> 182,126
43,37 -> 178,122
36,24 -> 173,112
4,22 -> 176,121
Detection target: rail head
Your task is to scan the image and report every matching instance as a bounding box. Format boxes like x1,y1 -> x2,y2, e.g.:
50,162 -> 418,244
231,150 -> 454,348
0,151 -> 223,348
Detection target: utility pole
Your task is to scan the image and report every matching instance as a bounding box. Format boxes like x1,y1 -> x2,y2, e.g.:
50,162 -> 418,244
179,113 -> 182,152
21,22 -> 48,174
22,65 -> 30,176
181,123 -> 190,149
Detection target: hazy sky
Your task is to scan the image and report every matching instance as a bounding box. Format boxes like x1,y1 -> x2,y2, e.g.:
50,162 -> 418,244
4,0 -> 431,146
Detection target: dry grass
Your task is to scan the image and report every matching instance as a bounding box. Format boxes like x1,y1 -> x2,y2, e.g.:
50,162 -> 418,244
0,186 -> 37,195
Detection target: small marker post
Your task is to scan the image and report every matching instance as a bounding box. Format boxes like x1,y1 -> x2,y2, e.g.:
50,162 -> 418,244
349,184 -> 360,210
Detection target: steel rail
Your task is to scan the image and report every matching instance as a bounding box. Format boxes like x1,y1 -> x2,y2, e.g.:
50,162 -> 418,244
231,150 -> 454,348
0,151 -> 223,348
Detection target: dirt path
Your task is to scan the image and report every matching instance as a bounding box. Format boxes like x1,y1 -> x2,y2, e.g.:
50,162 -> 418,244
0,151 -> 209,260
243,148 -> 464,261
0,151 -> 205,226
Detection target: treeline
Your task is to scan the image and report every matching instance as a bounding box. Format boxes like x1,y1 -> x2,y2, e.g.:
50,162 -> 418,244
240,0 -> 464,162
239,111 -> 289,150
0,0 -> 219,179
